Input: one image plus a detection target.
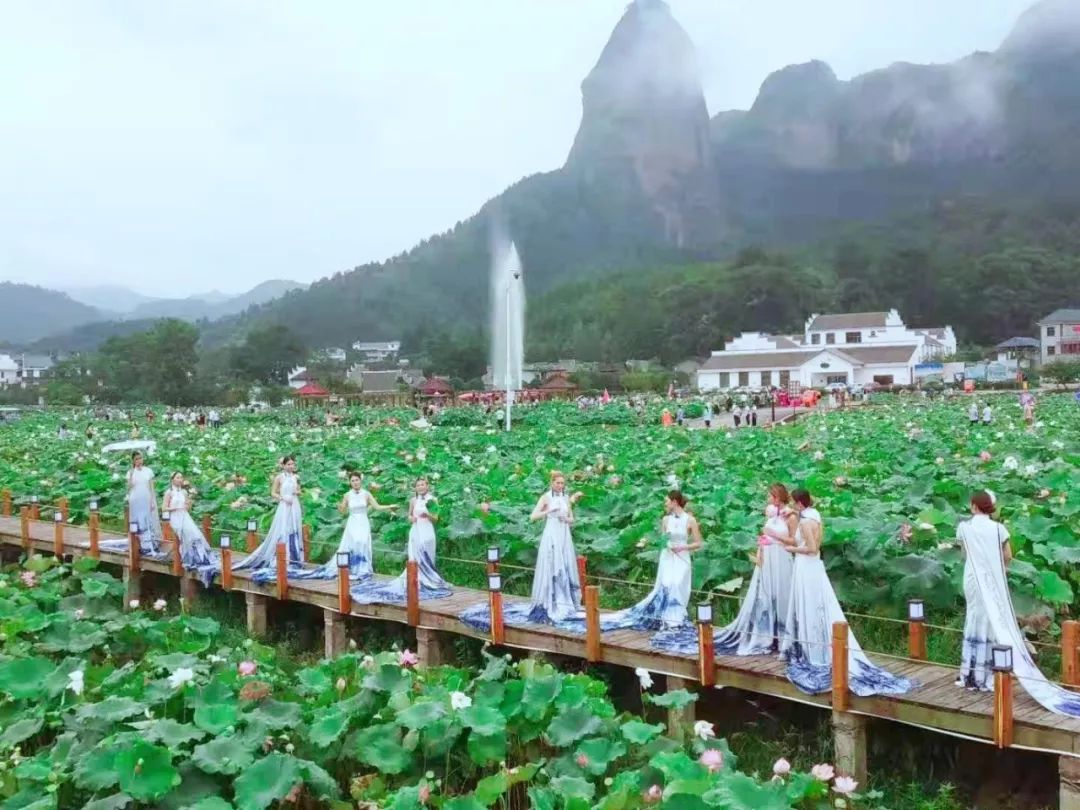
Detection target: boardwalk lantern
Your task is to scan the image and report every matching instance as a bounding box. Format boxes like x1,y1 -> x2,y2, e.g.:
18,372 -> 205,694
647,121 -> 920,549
992,644 -> 1014,748
336,552 -> 351,614
488,572 -> 504,645
220,536 -> 233,589
697,602 -> 715,687
908,599 -> 927,660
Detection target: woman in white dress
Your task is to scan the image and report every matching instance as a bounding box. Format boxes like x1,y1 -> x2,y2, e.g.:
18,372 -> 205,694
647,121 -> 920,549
778,489 -> 914,697
291,472 -> 396,581
235,456 -> 303,578
352,478 -> 451,605
126,451 -> 162,554
162,472 -> 219,587
714,484 -> 797,655
955,490 -> 1080,714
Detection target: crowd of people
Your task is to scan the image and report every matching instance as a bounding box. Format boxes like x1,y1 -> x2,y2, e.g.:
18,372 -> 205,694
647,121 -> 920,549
109,447 -> 1080,713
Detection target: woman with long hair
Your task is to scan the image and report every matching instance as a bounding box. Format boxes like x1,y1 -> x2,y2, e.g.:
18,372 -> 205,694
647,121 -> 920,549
351,477 -> 451,605
955,490 -> 1080,714
778,488 -> 914,697
713,483 -> 796,655
125,450 -> 162,554
235,456 -> 303,577
162,472 -> 219,587
291,472 -> 395,581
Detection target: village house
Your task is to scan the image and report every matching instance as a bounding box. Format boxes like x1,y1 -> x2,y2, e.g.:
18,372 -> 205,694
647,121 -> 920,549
696,310 -> 956,391
0,354 -> 18,387
1038,308 -> 1080,365
351,341 -> 401,364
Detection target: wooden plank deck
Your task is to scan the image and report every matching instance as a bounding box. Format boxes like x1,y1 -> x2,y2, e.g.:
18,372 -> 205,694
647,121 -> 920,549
2,514 -> 1079,756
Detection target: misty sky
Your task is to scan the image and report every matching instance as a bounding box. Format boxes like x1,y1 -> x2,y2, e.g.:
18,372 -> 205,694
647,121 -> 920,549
1,0 -> 1033,297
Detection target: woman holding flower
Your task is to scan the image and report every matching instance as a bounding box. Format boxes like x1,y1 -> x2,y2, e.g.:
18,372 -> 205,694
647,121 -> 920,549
523,471 -> 585,624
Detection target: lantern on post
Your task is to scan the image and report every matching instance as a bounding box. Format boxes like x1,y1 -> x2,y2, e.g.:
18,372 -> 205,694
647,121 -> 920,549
88,500 -> 100,558
246,519 -> 258,552
487,546 -> 500,575
53,510 -> 64,558
128,520 -> 141,572
907,599 -> 927,660
488,571 -> 504,645
336,551 -> 351,614
992,644 -> 1014,748
697,602 -> 715,687
220,536 -> 233,589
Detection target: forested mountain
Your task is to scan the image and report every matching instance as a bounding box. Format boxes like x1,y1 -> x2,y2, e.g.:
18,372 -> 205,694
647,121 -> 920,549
217,0 -> 1080,356
528,198 -> 1080,364
0,284 -> 106,345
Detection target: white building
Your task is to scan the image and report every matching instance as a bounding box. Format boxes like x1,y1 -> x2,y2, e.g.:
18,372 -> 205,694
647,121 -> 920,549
696,310 -> 956,391
319,347 -> 347,363
287,366 -> 315,390
1037,309 -> 1080,365
351,341 -> 401,363
0,354 -> 18,387
17,354 -> 53,384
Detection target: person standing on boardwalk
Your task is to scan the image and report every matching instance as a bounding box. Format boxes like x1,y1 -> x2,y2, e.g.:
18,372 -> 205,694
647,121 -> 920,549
523,471 -> 584,624
162,472 -> 219,587
234,456 -> 303,576
126,450 -> 162,554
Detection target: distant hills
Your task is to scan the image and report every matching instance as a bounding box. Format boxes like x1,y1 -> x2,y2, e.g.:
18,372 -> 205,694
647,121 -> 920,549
0,280 -> 305,347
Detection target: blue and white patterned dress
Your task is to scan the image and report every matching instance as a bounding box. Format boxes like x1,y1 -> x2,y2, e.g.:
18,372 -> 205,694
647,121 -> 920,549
165,487 -> 220,587
290,489 -> 374,581
234,472 -> 303,577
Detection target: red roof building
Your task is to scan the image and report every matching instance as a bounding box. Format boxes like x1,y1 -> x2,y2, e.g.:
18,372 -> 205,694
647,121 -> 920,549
418,377 -> 454,397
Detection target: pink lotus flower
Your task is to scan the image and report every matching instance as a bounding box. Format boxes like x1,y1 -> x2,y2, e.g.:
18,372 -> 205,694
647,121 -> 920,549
899,523 -> 913,543
757,535 -> 771,548
833,776 -> 858,795
833,476 -> 847,487
19,571 -> 36,587
979,450 -> 992,463
699,749 -> 724,772
811,763 -> 835,782
480,502 -> 491,514
399,649 -> 419,668
643,784 -> 662,803
237,660 -> 257,677
418,784 -> 431,803
773,758 -> 791,776
575,753 -> 589,768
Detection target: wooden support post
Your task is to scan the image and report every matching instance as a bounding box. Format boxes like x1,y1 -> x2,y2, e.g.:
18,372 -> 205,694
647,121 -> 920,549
124,504 -> 130,531
201,514 -> 212,543
576,555 -> 587,590
831,621 -> 850,713
1064,621 -> 1079,687
220,543 -> 233,590
129,524 -> 141,573
832,712 -> 868,786
171,537 -> 183,576
489,587 -> 504,646
584,585 -> 601,663
406,560 -> 420,627
416,627 -> 453,667
908,618 -> 927,661
245,592 -> 268,637
19,506 -> 29,551
337,559 -> 351,615
665,675 -> 696,738
246,527 -> 257,552
88,512 -> 100,559
302,524 -> 311,562
275,541 -> 288,601
29,499 -> 40,521
58,497 -> 69,523
180,577 -> 199,606
123,568 -> 141,608
53,512 -> 64,558
698,617 -> 716,687
1,489 -> 11,517
993,670 -> 1014,749
1060,756 -> 1080,810
324,609 -> 347,658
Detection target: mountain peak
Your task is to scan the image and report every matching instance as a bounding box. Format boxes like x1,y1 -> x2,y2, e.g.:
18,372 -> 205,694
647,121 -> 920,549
1001,0 -> 1080,58
566,0 -> 723,247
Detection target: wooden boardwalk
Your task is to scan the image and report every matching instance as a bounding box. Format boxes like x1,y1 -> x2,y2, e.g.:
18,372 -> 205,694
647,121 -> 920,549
3,513 -> 1080,783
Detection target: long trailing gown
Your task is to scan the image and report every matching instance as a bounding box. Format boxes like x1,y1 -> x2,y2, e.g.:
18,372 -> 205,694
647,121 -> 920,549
714,505 -> 795,655
958,514 -> 1080,714
102,467 -> 167,561
459,490 -> 583,630
234,472 -> 303,577
165,487 -> 220,587
351,494 -> 451,605
779,507 -> 914,697
290,489 -> 374,582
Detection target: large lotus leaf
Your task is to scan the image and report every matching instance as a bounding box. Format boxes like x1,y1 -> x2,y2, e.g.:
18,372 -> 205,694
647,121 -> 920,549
521,674 -> 562,720
307,706 -> 349,748
186,679 -> 233,709
621,719 -> 665,744
0,715 -> 43,748
231,753 -> 300,810
158,761 -> 224,810
295,667 -> 332,696
0,790 -> 57,810
245,700 -> 300,730
115,741 -> 180,801
466,731 -> 505,766
1036,570 -> 1074,604
644,690 -> 697,710
363,664 -> 410,694
194,702 -> 238,735
457,704 -> 505,736
294,758 -> 338,800
550,776 -> 595,800
473,772 -> 509,806
352,724 -> 411,775
133,719 -> 206,750
545,706 -> 603,747
885,554 -> 949,600
191,735 -> 256,776
73,742 -> 123,791
527,787 -> 558,810
396,699 -> 447,731
78,697 -> 148,723
575,736 -> 626,775
650,751 -> 706,782
152,653 -> 200,672
1033,543 -> 1080,565
0,657 -> 54,700
180,799 -> 233,810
